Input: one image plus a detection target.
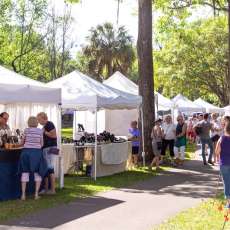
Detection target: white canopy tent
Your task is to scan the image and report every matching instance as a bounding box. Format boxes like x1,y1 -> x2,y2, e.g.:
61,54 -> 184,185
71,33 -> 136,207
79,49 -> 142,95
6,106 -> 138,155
155,92 -> 173,111
0,66 -> 62,185
47,70 -> 143,180
172,94 -> 205,115
194,98 -> 223,114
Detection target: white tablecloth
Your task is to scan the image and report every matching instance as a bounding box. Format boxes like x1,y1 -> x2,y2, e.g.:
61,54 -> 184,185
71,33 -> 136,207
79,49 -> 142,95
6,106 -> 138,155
61,142 -> 132,176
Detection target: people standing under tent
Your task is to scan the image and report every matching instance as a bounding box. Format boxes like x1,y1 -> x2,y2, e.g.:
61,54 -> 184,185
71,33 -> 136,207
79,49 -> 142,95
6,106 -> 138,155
149,119 -> 163,171
161,115 -> 176,163
37,112 -> 58,195
0,112 -> 10,131
196,113 -> 214,166
174,115 -> 187,166
216,120 -> 230,209
18,116 -> 47,200
211,113 -> 222,163
128,121 -> 140,167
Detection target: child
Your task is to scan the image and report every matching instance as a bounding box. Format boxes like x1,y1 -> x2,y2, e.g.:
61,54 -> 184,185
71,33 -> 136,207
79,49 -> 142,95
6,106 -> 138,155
216,121 -> 230,208
18,116 -> 46,200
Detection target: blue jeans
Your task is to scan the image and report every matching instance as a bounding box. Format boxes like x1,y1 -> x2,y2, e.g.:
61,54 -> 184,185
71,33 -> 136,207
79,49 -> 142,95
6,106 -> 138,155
220,165 -> 230,199
200,138 -> 213,163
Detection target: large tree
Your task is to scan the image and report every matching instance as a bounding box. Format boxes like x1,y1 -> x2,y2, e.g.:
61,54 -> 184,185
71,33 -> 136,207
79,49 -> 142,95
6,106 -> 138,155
155,17 -> 228,106
81,22 -> 135,80
138,0 -> 155,160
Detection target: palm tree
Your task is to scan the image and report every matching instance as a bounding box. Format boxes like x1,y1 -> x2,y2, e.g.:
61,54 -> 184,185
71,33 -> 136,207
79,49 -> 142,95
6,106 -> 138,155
82,22 -> 135,80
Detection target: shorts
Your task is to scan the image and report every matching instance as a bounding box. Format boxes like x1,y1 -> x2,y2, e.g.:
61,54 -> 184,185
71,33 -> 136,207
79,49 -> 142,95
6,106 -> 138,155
43,147 -> 56,174
132,146 -> 139,155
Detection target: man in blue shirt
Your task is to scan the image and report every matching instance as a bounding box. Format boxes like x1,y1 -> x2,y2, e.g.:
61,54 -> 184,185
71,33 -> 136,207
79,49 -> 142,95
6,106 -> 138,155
128,121 -> 140,167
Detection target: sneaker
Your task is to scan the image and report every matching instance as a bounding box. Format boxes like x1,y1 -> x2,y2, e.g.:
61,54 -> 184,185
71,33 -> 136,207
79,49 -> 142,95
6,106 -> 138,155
46,190 -> 56,195
38,189 -> 47,195
208,161 -> 215,166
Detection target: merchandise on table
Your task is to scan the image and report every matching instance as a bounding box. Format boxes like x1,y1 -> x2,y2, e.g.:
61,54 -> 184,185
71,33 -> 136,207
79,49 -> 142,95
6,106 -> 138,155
62,123 -> 127,145
0,128 -> 23,149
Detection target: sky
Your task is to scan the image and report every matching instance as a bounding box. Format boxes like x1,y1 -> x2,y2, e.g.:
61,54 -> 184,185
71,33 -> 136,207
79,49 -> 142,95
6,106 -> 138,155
53,0 -> 138,51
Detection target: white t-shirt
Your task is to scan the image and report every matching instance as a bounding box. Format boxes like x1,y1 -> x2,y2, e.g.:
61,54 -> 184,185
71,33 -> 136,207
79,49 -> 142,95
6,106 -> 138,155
162,123 -> 176,140
211,120 -> 222,137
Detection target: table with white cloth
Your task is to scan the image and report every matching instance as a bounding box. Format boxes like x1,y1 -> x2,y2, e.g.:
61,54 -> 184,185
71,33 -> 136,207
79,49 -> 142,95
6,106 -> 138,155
62,142 -> 132,177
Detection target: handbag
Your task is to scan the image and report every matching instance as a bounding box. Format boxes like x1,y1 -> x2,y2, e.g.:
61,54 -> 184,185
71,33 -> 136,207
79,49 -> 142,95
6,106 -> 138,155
48,147 -> 60,155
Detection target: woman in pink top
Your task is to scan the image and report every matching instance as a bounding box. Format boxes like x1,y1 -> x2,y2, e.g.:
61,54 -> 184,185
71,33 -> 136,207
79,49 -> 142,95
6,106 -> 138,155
18,116 -> 47,200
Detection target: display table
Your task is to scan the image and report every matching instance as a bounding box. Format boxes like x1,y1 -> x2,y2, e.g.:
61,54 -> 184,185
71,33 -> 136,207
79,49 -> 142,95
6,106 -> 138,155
0,148 -> 42,201
62,142 -> 132,177
0,148 -> 22,201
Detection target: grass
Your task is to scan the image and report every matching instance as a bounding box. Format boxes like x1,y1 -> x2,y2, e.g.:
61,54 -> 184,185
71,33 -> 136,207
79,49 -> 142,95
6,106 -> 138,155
61,128 -> 73,138
154,194 -> 230,230
0,167 -> 158,223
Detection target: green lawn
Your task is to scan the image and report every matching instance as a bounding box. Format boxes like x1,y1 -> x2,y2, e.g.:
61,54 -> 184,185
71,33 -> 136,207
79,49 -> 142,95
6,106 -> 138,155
62,128 -> 73,138
0,167 -> 158,223
154,194 -> 230,230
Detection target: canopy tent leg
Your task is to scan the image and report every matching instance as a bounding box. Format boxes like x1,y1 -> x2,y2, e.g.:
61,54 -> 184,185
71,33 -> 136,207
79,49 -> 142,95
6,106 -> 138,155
58,104 -> 64,188
140,107 -> 145,167
94,109 -> 97,181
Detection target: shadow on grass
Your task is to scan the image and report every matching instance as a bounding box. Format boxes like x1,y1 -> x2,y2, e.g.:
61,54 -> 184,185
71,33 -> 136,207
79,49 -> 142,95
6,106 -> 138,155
1,168 -> 158,228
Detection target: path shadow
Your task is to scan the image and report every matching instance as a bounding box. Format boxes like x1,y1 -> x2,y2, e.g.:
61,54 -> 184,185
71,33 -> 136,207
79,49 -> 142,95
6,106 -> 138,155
4,196 -> 124,229
118,159 -> 221,199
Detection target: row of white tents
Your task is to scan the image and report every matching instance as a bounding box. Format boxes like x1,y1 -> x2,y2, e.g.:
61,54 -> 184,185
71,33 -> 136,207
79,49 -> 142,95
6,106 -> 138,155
0,65 -> 227,184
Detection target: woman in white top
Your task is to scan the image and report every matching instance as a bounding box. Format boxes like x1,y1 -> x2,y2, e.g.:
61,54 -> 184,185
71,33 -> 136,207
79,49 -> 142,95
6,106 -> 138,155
211,113 -> 222,163
161,115 -> 176,159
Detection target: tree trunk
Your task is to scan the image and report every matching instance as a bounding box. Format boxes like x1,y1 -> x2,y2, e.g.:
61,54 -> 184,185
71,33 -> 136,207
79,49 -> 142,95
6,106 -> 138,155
137,0 -> 155,161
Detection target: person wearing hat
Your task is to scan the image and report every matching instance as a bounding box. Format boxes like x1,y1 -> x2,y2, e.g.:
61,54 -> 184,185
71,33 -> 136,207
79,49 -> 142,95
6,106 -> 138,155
149,118 -> 163,170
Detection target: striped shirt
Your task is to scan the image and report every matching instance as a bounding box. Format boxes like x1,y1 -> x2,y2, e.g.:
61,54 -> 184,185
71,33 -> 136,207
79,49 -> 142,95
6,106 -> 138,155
24,128 -> 43,149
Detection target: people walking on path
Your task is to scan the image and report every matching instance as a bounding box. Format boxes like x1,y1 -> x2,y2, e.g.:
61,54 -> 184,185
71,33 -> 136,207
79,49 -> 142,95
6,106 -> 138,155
149,119 -> 163,170
174,115 -> 187,166
216,120 -> 230,208
161,115 -> 176,162
196,113 -> 214,166
211,113 -> 222,163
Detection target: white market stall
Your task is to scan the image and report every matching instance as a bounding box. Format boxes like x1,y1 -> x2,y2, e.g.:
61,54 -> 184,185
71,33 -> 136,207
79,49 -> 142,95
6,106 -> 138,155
0,66 -> 62,197
47,70 -> 143,180
193,98 -> 224,114
75,72 -> 173,136
172,94 -> 205,117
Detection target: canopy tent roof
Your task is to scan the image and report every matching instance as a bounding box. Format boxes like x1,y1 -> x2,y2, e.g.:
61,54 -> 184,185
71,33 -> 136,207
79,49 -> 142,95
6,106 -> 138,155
47,70 -> 142,110
104,71 -> 138,95
0,66 -> 61,104
104,71 -> 173,110
156,93 -> 173,110
172,94 -> 204,112
194,98 -> 223,113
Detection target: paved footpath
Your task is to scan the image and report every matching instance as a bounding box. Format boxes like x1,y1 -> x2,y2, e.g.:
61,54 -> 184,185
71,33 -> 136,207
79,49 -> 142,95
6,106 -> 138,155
1,153 -> 220,230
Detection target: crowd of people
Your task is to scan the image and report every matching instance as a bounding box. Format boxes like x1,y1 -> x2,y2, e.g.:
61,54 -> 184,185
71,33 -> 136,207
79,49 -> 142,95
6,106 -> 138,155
128,113 -> 230,169
128,112 -> 230,208
0,112 -> 58,200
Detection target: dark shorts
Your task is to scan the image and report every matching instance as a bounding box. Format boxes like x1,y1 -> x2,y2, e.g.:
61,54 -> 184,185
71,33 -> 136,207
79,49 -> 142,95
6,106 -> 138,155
132,146 -> 139,155
211,134 -> 220,143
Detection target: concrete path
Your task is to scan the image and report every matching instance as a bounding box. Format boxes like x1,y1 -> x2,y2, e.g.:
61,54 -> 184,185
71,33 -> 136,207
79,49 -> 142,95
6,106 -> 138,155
1,152 -> 220,230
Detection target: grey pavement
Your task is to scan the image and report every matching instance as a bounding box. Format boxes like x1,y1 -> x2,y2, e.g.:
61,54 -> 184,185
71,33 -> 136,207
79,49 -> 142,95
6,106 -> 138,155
1,149 -> 221,230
